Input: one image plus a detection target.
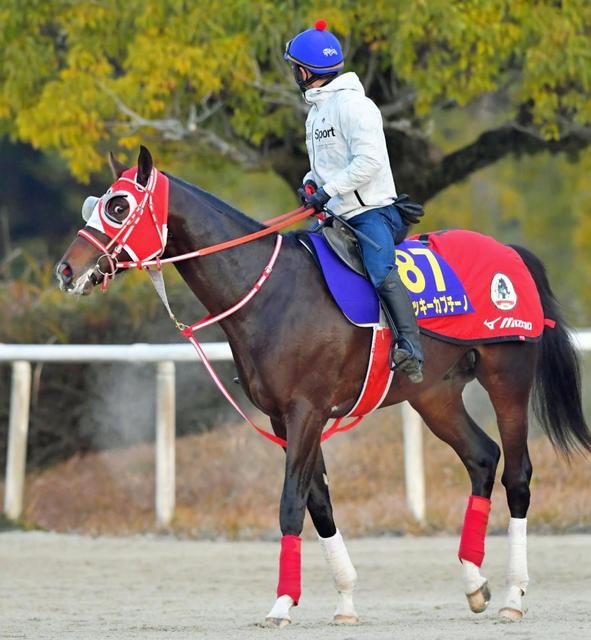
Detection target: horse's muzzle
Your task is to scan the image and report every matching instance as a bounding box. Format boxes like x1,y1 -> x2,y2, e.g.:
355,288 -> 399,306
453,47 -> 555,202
55,260 -> 98,295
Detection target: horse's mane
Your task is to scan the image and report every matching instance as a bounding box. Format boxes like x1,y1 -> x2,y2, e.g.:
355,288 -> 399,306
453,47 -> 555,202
166,173 -> 264,231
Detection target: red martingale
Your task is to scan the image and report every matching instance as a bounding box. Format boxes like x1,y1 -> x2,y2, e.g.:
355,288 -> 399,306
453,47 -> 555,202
347,327 -> 393,416
77,163 -> 390,448
277,535 -> 302,604
318,326 -> 393,443
458,495 -> 492,567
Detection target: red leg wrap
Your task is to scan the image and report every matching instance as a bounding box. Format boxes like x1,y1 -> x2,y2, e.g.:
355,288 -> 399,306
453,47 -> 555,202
277,535 -> 302,604
458,495 -> 491,567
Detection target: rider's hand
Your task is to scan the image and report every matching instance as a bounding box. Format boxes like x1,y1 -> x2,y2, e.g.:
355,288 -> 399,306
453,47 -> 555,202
297,180 -> 318,205
303,186 -> 330,212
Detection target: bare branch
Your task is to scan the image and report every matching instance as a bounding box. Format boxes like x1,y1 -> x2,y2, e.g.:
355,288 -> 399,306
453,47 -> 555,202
383,118 -> 416,133
379,90 -> 417,119
100,84 -> 259,167
245,80 -> 309,114
196,129 -> 259,167
188,99 -> 223,130
362,49 -> 378,92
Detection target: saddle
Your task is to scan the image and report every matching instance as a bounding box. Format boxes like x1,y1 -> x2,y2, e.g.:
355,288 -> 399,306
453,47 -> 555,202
321,219 -> 365,275
320,217 -> 410,276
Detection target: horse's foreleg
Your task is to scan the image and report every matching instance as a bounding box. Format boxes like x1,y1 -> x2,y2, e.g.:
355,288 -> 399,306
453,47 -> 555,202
308,452 -> 358,624
265,405 -> 326,627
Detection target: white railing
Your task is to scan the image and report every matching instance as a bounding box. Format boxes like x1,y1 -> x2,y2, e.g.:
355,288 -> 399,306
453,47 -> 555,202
0,343 -> 231,526
2,330 -> 590,526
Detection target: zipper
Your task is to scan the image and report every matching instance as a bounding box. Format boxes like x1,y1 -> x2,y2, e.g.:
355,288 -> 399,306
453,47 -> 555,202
310,106 -> 319,178
354,190 -> 366,207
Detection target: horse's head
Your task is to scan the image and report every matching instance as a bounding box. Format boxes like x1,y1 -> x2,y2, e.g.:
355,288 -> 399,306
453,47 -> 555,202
56,146 -> 169,295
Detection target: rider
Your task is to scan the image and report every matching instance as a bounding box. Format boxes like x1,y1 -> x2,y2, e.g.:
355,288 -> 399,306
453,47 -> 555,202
285,20 -> 424,383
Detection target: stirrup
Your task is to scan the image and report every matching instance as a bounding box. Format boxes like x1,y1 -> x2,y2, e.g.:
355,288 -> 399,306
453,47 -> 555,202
390,344 -> 424,384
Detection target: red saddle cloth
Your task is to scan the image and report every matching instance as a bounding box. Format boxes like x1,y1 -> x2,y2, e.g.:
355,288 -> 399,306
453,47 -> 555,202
416,230 -> 544,343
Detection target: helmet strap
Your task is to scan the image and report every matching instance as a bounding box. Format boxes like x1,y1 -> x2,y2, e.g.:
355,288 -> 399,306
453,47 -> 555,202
292,64 -> 337,93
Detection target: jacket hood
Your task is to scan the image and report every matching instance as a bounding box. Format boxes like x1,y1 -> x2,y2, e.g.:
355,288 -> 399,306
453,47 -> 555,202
304,71 -> 365,104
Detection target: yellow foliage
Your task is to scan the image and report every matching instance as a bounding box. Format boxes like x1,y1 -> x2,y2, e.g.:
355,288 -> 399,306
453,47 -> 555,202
1,0 -> 590,180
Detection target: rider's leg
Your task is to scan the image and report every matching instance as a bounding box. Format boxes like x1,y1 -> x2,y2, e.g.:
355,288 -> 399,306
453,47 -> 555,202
346,206 -> 423,382
377,269 -> 424,381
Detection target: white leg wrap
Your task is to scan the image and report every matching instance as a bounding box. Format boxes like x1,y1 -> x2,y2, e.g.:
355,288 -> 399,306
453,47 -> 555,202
318,529 -> 357,594
266,595 -> 294,621
503,585 -> 524,613
461,559 -> 487,595
319,529 -> 358,619
506,517 -> 529,594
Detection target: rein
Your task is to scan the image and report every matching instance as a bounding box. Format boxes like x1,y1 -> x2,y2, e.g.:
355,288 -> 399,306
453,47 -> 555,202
77,171 -> 362,446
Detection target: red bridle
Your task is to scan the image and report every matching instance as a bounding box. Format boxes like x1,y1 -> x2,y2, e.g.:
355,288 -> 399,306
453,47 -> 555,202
78,167 -> 169,290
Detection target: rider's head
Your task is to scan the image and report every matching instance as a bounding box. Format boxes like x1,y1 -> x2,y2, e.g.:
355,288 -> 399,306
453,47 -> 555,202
284,19 -> 344,92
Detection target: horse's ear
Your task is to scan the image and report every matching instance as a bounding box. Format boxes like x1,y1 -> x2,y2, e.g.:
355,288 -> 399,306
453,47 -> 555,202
108,152 -> 128,179
137,145 -> 153,187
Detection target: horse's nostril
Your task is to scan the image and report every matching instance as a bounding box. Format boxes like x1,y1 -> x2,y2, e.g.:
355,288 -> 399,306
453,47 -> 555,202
57,262 -> 74,285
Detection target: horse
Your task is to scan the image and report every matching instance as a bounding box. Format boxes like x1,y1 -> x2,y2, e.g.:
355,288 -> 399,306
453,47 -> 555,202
56,146 -> 590,627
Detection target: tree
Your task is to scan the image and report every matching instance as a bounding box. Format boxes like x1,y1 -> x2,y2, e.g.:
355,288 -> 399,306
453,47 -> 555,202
1,0 -> 590,201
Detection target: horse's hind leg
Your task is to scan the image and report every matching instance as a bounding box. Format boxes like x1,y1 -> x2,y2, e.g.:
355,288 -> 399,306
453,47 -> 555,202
410,375 -> 500,614
475,343 -> 536,621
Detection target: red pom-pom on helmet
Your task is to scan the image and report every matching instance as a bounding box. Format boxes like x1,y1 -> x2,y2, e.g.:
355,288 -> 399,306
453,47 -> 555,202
314,19 -> 327,31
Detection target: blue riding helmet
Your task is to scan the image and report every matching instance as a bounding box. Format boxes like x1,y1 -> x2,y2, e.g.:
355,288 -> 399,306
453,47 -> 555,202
284,19 -> 344,75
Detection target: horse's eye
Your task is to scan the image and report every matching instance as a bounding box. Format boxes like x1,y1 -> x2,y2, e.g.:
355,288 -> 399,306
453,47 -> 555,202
104,197 -> 129,223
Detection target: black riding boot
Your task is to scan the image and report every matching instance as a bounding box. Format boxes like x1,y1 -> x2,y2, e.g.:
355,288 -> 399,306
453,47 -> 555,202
377,270 -> 424,383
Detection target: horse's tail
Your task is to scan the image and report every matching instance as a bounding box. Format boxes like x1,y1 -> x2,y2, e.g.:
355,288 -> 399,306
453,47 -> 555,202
509,244 -> 591,455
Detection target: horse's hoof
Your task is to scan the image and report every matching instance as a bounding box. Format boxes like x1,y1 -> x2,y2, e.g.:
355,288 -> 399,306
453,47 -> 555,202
264,617 -> 291,628
333,614 -> 360,625
499,607 -> 524,621
466,580 -> 491,613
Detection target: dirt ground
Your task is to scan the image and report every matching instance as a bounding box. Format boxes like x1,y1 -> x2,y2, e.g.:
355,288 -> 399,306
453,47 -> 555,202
1,532 -> 589,640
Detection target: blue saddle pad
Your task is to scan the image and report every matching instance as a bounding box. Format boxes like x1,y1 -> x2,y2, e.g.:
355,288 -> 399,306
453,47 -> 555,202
307,233 -> 473,327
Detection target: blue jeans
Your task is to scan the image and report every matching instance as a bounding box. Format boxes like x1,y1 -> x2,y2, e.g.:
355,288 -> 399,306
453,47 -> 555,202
346,205 -> 405,288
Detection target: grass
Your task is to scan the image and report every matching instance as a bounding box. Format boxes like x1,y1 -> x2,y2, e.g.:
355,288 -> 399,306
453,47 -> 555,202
1,409 -> 590,538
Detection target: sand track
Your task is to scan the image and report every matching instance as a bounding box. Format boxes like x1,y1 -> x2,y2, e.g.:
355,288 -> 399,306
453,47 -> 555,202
1,532 -> 589,639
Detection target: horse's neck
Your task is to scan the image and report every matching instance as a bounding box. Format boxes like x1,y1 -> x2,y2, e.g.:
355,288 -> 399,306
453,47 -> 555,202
165,180 -> 278,318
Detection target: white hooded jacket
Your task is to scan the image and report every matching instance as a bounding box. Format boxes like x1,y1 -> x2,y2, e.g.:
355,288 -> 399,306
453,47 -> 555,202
303,71 -> 397,219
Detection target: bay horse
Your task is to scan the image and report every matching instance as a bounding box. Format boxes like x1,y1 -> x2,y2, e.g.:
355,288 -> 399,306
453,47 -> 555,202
56,147 -> 590,627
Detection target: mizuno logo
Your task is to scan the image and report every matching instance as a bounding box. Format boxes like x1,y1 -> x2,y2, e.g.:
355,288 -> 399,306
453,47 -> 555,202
484,316 -> 533,330
500,317 -> 532,330
483,317 -> 501,330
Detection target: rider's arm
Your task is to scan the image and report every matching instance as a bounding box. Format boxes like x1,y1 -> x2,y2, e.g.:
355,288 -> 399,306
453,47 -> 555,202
322,97 -> 385,198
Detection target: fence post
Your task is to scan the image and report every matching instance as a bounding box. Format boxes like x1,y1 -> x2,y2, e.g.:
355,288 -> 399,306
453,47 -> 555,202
155,361 -> 175,526
401,402 -> 426,523
4,361 -> 32,520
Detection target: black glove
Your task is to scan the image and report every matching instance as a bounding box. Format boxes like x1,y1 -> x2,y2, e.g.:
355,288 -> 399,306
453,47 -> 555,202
297,179 -> 318,204
303,186 -> 330,212
394,194 -> 424,225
